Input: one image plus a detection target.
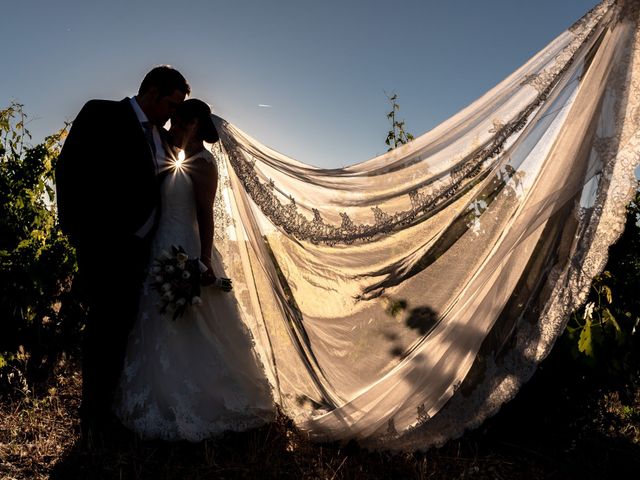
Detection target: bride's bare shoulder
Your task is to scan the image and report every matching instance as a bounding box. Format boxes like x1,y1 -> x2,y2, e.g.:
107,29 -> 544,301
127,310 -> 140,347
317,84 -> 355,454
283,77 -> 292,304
194,148 -> 216,165
189,149 -> 218,184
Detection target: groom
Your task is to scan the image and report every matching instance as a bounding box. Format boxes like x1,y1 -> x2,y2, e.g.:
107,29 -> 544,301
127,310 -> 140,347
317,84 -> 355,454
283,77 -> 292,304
55,66 -> 190,441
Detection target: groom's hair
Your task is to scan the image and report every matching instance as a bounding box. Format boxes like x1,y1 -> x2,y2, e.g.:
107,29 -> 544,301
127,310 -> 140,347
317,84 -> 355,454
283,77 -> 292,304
138,66 -> 191,98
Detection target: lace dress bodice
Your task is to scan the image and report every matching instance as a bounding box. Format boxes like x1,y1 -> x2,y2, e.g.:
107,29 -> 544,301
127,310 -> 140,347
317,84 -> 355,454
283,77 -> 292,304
153,150 -> 209,258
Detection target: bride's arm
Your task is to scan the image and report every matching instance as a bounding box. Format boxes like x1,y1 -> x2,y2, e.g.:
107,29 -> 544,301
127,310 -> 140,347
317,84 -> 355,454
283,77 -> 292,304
190,157 -> 218,273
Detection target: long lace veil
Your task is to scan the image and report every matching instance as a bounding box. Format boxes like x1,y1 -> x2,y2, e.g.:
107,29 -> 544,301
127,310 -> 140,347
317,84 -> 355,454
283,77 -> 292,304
207,0 -> 640,450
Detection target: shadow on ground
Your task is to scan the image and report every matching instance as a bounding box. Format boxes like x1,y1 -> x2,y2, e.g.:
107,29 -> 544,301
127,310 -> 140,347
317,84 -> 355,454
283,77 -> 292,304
44,341 -> 639,480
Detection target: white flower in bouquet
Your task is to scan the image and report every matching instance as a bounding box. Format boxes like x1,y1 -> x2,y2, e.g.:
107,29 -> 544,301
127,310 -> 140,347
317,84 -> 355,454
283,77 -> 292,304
150,245 -> 201,320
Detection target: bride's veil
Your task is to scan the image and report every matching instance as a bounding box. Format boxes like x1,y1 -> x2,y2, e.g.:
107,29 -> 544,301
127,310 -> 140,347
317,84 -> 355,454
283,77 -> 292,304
207,0 -> 640,449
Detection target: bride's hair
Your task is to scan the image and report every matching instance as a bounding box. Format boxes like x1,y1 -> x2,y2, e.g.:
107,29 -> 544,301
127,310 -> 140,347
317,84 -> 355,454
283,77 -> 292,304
172,99 -> 219,144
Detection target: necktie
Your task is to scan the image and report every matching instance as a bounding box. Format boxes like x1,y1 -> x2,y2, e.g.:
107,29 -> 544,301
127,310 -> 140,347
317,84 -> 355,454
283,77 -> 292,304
141,121 -> 157,157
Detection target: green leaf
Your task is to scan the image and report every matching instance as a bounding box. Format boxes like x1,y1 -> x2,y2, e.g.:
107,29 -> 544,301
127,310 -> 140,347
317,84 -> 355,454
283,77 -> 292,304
578,319 -> 594,356
601,285 -> 613,304
602,308 -> 624,343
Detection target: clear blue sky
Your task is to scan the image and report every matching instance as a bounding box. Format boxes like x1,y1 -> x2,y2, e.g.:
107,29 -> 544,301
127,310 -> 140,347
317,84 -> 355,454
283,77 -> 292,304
2,0 -> 598,168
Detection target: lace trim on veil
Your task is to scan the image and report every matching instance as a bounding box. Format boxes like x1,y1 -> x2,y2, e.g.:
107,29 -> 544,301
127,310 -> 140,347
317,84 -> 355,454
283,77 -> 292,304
215,1 -> 614,246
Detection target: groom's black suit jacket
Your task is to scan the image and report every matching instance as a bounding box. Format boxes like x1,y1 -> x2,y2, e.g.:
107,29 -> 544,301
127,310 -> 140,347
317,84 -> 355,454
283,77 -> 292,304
56,98 -> 159,248
56,99 -> 161,429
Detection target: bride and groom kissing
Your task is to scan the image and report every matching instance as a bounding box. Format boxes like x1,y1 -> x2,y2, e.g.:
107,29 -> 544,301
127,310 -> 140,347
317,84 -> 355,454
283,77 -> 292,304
55,66 -> 274,445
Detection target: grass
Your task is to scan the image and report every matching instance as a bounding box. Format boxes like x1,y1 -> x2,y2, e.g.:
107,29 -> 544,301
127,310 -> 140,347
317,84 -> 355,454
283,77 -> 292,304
1,344 -> 638,480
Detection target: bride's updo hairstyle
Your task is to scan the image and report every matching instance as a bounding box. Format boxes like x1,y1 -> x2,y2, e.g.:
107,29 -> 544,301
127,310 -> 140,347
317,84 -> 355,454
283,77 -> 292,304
172,99 -> 219,144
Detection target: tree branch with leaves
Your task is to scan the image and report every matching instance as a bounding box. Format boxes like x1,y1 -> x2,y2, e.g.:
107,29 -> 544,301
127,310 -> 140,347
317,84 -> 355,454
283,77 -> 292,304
0,103 -> 79,381
384,92 -> 414,151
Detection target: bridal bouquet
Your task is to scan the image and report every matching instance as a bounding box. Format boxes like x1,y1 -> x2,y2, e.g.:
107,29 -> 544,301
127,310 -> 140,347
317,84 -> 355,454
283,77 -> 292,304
149,245 -> 204,320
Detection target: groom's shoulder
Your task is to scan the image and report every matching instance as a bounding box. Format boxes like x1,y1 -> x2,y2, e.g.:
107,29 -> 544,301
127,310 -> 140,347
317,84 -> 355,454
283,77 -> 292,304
72,99 -> 133,129
78,98 -> 125,116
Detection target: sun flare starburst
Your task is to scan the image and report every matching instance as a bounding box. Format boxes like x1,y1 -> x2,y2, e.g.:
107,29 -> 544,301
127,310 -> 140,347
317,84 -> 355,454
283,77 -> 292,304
171,150 -> 186,171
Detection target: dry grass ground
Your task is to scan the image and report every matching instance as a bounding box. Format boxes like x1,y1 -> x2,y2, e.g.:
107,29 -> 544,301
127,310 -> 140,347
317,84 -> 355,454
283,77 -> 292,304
1,347 -> 638,480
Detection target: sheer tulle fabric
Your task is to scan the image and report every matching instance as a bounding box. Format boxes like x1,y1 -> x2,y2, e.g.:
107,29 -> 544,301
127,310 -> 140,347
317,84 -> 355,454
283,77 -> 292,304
198,0 -> 640,450
115,150 -> 274,441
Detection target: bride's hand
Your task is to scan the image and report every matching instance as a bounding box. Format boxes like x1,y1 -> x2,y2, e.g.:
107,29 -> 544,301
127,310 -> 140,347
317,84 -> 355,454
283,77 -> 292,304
200,259 -> 233,292
199,259 -> 216,285
213,276 -> 233,292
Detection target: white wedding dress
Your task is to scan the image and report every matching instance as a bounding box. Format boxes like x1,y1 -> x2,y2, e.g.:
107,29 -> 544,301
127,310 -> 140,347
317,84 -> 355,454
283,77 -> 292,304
114,149 -> 275,441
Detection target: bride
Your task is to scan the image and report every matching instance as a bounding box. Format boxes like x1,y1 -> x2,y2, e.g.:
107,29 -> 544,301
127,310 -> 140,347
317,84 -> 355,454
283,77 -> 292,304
115,99 -> 275,441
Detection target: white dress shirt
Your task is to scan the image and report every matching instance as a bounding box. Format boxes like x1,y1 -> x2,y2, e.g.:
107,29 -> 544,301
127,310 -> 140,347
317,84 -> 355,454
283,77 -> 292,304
129,96 -> 165,238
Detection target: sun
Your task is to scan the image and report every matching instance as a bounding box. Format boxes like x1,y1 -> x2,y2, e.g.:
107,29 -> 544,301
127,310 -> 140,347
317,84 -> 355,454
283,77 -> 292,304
172,150 -> 186,171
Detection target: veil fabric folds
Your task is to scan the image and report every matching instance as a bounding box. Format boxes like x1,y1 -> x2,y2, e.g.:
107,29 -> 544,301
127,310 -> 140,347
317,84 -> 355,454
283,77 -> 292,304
208,0 -> 640,449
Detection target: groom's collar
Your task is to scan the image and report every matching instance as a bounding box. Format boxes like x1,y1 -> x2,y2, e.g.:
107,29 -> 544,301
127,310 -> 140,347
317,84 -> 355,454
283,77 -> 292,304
129,96 -> 149,127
